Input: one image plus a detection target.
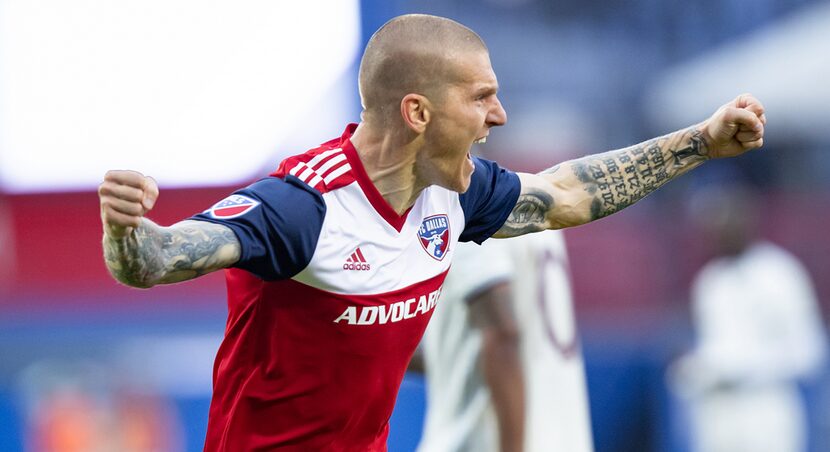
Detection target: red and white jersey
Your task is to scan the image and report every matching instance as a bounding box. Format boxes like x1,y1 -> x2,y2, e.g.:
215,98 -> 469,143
192,124 -> 520,451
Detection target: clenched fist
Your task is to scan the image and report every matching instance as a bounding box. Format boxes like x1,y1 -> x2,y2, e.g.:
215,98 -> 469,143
98,170 -> 159,239
701,93 -> 767,159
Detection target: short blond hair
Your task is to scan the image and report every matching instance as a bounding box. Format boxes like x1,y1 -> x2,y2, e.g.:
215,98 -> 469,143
358,14 -> 487,122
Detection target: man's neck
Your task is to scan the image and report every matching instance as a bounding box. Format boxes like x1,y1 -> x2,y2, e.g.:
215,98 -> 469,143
350,122 -> 427,215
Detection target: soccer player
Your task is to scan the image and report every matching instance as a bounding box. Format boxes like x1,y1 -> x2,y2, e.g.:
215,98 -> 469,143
669,185 -> 826,452
98,14 -> 766,451
417,230 -> 593,452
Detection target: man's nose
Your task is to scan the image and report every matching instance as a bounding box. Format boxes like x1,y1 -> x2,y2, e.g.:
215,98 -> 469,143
487,96 -> 507,127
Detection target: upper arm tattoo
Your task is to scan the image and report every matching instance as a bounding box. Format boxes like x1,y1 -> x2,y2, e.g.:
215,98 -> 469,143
103,219 -> 241,288
495,165 -> 559,237
571,127 -> 708,221
495,190 -> 553,237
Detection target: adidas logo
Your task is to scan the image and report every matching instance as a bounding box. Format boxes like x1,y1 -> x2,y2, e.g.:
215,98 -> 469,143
343,247 -> 371,271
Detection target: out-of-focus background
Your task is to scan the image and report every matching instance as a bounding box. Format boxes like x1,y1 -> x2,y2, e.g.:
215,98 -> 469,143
1,0 -> 828,450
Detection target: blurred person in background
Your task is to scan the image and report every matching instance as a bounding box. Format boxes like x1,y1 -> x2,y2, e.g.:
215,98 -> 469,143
416,229 -> 593,452
98,13 -> 767,451
669,184 -> 827,452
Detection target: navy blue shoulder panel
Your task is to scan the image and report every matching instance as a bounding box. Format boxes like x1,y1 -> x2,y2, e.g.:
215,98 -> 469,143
190,176 -> 326,280
458,157 -> 521,244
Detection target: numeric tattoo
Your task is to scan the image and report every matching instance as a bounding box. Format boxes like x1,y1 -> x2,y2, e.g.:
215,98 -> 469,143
571,128 -> 708,220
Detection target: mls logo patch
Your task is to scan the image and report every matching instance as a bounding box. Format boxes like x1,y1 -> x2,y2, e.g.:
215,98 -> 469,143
417,214 -> 450,261
206,195 -> 260,219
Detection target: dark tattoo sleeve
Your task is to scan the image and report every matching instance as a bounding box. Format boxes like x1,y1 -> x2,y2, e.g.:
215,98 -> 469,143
102,219 -> 240,288
571,127 -> 708,220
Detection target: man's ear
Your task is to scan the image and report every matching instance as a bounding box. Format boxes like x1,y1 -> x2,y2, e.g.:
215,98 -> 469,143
400,94 -> 431,134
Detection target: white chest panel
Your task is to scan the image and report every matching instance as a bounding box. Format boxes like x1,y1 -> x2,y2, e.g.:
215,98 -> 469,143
293,183 -> 465,295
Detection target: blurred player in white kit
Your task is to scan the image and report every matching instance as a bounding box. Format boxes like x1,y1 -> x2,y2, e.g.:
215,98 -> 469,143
417,230 -> 594,452
670,185 -> 827,452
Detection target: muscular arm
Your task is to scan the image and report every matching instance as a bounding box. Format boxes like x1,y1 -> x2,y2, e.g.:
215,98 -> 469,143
468,282 -> 525,452
103,219 -> 241,288
496,127 -> 708,236
99,169 -> 240,288
494,94 -> 766,237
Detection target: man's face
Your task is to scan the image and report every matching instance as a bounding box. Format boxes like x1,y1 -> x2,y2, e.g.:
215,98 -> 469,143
419,50 -> 507,193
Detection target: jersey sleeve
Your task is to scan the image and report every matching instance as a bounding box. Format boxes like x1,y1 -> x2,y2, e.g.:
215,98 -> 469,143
458,157 -> 521,244
189,176 -> 326,281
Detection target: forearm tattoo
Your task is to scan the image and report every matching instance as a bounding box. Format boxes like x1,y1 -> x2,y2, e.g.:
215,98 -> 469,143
572,127 -> 708,220
102,220 -> 240,288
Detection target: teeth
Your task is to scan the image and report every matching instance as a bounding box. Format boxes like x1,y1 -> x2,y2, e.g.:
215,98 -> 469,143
474,137 -> 487,144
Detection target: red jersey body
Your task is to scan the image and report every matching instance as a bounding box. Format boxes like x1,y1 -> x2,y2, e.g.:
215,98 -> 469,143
192,125 -> 520,450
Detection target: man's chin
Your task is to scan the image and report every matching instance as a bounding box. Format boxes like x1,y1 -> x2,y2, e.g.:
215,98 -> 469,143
437,162 -> 475,193
456,173 -> 474,193
437,176 -> 472,194
459,155 -> 476,192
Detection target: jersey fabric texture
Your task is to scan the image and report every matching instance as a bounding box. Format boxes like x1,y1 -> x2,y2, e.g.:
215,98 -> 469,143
418,230 -> 594,452
190,124 -> 520,451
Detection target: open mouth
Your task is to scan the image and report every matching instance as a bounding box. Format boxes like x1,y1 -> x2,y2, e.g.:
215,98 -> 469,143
473,136 -> 487,144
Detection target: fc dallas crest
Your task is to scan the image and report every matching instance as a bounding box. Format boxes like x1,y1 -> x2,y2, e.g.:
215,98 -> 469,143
205,194 -> 260,219
417,214 -> 450,261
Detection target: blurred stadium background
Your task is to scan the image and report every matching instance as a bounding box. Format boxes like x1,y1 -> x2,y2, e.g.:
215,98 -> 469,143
1,0 -> 828,450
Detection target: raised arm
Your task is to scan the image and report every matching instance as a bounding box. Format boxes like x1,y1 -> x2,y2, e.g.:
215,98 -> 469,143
99,170 -> 240,288
494,94 -> 766,237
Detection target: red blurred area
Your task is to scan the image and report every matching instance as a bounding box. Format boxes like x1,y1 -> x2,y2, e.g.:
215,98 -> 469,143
564,191 -> 830,327
0,187 -> 235,312
2,188 -> 828,327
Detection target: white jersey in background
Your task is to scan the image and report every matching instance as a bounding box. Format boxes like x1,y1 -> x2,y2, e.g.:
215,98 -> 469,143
675,241 -> 827,452
418,230 -> 594,452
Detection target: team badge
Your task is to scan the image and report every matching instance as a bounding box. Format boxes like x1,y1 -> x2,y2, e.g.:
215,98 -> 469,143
205,194 -> 260,219
417,214 -> 450,261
